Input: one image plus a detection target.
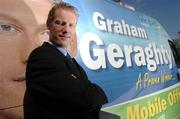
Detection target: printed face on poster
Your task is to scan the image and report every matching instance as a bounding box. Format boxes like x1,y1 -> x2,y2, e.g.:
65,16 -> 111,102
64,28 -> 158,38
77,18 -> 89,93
0,0 -> 51,118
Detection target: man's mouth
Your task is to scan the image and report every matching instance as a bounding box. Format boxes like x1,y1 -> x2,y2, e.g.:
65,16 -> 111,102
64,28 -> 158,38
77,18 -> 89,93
58,34 -> 71,39
12,76 -> 25,82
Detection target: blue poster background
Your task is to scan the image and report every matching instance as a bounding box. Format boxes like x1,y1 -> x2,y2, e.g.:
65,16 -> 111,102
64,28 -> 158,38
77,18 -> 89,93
65,0 -> 179,107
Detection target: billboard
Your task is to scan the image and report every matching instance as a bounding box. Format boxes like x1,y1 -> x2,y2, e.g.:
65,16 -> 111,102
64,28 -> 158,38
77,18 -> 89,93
0,0 -> 179,119
65,0 -> 180,118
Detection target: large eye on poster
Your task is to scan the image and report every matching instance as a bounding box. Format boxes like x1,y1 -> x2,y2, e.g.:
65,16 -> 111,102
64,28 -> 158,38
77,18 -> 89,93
0,0 -> 51,119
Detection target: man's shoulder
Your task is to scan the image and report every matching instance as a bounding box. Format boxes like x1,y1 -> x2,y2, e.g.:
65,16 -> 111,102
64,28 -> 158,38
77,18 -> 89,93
29,42 -> 54,57
29,42 -> 64,59
32,42 -> 54,52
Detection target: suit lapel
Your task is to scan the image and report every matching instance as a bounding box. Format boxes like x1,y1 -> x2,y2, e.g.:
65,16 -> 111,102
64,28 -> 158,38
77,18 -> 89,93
66,58 -> 81,80
42,42 -> 85,81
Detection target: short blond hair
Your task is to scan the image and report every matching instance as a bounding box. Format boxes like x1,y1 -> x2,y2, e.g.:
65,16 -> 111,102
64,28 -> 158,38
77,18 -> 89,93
46,1 -> 78,27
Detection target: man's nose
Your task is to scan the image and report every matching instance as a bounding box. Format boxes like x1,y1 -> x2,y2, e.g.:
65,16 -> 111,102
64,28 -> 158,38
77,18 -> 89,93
61,25 -> 72,37
62,24 -> 71,33
62,30 -> 68,34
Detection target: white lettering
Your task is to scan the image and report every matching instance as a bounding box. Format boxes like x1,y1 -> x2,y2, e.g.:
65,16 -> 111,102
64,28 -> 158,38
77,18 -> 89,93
93,12 -> 148,39
79,33 -> 173,72
80,32 -> 106,70
107,43 -> 124,68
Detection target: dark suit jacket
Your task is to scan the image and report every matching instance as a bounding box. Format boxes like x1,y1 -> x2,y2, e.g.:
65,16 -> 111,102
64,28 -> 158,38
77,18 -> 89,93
24,42 -> 108,119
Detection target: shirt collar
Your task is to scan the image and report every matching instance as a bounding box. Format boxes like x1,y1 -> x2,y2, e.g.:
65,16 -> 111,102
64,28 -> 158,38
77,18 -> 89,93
47,41 -> 67,56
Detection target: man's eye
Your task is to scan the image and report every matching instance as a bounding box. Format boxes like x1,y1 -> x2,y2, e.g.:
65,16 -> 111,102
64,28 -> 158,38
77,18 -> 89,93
0,24 -> 13,31
54,20 -> 62,25
54,20 -> 66,26
0,23 -> 21,35
40,29 -> 49,36
0,24 -> 15,31
69,23 -> 75,28
38,29 -> 50,43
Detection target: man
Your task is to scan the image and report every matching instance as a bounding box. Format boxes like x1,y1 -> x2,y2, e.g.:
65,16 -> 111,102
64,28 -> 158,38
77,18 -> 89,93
0,0 -> 51,119
24,1 -> 108,119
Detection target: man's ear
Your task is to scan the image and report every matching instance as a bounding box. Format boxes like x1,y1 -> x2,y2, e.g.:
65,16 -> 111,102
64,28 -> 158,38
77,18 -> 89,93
47,22 -> 53,30
47,24 -> 51,30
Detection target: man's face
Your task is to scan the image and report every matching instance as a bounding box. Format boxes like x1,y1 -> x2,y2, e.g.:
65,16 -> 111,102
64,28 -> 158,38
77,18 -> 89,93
48,8 -> 77,52
0,0 -> 51,118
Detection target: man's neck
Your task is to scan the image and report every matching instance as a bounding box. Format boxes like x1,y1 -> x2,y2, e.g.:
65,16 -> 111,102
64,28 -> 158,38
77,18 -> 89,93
49,40 -> 62,47
48,40 -> 68,56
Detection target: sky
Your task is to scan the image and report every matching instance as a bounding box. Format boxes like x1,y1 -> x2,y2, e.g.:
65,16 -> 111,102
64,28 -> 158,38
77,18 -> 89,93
123,0 -> 180,38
